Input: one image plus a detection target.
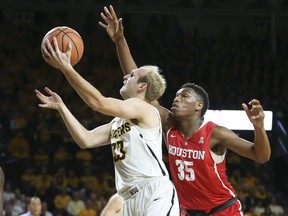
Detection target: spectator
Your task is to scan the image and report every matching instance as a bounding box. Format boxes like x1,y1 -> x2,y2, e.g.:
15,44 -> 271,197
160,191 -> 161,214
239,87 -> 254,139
53,146 -> 72,166
267,196 -> 285,216
42,201 -> 53,216
6,197 -> 25,216
245,188 -> 261,213
19,196 -> 42,216
33,166 -> 52,195
53,167 -> 68,191
13,188 -> 26,213
53,188 -> 71,215
33,146 -> 50,167
78,199 -> 98,216
20,168 -> 36,196
43,178 -> 61,212
8,131 -> 30,159
66,169 -> 80,192
80,166 -> 100,194
252,200 -> 266,216
75,149 -> 93,166
66,190 -> 85,216
3,182 -> 15,206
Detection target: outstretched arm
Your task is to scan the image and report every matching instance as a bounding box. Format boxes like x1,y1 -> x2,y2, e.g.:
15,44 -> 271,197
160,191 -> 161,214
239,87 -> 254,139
212,99 -> 271,163
99,5 -> 137,75
241,99 -> 271,162
42,38 -> 155,124
35,87 -> 111,148
99,5 -> 174,135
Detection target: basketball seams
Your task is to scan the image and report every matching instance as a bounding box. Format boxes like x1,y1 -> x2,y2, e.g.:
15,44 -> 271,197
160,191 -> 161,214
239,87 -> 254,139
43,27 -> 64,41
60,33 -> 66,55
63,33 -> 82,62
42,26 -> 84,66
59,28 -> 83,63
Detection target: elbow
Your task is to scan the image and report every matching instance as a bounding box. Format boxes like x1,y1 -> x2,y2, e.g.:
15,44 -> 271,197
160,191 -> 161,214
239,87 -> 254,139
263,153 -> 271,163
76,139 -> 89,149
86,99 -> 101,111
77,142 -> 87,149
256,152 -> 271,163
78,143 -> 87,149
88,99 -> 106,112
257,159 -> 269,164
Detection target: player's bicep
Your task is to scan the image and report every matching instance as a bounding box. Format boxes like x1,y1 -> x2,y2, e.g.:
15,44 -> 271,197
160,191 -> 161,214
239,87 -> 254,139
212,126 -> 254,158
101,97 -> 151,120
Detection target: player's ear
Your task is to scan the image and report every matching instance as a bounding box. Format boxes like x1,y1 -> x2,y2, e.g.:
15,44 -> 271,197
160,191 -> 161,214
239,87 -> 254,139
196,100 -> 203,111
138,82 -> 147,91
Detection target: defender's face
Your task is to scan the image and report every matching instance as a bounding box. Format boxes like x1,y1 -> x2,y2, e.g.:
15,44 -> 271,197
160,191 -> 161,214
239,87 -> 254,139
171,88 -> 200,118
120,67 -> 146,99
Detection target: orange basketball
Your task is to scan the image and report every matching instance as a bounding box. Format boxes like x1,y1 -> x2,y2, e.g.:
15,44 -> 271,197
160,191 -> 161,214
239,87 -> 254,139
41,26 -> 84,66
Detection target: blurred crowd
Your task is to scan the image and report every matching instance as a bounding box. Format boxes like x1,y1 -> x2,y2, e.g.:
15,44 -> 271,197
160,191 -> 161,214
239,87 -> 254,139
0,8 -> 287,216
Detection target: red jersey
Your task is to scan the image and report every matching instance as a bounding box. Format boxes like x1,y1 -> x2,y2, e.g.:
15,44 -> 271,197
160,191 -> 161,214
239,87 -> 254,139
167,121 -> 237,212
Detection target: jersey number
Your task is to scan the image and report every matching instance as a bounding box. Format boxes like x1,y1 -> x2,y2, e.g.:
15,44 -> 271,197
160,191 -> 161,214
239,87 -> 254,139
175,159 -> 195,181
111,141 -> 126,162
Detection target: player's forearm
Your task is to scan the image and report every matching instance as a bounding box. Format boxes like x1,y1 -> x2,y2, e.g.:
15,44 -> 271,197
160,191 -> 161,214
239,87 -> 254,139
116,37 -> 138,75
58,103 -> 94,149
61,65 -> 105,111
253,126 -> 271,163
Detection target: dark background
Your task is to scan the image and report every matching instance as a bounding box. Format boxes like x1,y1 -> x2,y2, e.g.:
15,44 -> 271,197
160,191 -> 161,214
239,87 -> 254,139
0,0 -> 288,215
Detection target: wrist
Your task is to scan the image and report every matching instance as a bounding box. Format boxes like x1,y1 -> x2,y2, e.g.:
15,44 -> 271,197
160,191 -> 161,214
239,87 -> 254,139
58,103 -> 67,113
62,63 -> 76,76
115,37 -> 126,45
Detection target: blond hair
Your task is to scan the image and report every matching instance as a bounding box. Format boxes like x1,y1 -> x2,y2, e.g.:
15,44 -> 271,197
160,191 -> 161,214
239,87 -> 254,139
138,65 -> 166,102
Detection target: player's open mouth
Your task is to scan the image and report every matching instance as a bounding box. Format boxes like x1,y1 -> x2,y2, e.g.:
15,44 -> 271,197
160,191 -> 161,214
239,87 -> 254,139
171,103 -> 178,108
171,104 -> 179,110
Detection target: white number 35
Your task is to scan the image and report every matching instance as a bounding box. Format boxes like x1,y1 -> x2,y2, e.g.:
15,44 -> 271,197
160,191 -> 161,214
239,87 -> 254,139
175,159 -> 195,181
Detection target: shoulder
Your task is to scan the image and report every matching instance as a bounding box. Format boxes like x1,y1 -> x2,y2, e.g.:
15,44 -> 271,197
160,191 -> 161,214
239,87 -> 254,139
212,125 -> 235,137
203,121 -> 218,129
211,124 -> 239,147
126,98 -> 156,113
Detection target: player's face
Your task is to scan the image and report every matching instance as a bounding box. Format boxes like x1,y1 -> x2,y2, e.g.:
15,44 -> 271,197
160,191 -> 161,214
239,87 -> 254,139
120,68 -> 146,99
171,88 -> 202,118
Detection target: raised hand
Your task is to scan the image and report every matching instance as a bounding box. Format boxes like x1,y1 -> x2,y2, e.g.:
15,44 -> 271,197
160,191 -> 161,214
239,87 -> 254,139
35,87 -> 64,110
242,99 -> 265,129
99,5 -> 124,43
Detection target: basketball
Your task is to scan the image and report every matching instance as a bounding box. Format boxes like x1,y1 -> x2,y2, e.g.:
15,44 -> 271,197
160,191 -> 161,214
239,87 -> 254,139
41,26 -> 84,66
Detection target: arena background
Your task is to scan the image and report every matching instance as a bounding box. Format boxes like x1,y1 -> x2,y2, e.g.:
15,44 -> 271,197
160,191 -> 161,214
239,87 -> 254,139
0,0 -> 288,215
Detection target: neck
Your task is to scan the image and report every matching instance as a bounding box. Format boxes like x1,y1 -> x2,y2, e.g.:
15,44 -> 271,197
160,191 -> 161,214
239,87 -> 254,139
175,116 -> 203,138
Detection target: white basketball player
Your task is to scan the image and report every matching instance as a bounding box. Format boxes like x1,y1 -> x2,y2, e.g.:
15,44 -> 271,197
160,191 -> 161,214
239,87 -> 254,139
37,42 -> 180,215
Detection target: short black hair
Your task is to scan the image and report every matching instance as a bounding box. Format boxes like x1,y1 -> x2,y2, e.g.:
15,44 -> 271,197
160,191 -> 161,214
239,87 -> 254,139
181,83 -> 209,118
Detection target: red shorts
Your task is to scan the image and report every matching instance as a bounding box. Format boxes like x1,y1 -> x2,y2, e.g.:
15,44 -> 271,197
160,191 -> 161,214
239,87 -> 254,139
181,199 -> 245,216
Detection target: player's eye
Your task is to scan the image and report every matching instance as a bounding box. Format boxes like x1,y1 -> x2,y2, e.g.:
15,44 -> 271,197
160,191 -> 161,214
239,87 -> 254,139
182,94 -> 188,97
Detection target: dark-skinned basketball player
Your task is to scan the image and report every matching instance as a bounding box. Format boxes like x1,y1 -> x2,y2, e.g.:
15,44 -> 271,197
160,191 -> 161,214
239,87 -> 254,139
99,5 -> 271,216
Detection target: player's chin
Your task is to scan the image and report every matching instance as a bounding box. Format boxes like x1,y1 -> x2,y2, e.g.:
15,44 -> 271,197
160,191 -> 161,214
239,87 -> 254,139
171,107 -> 180,115
171,107 -> 187,118
171,106 -> 179,112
